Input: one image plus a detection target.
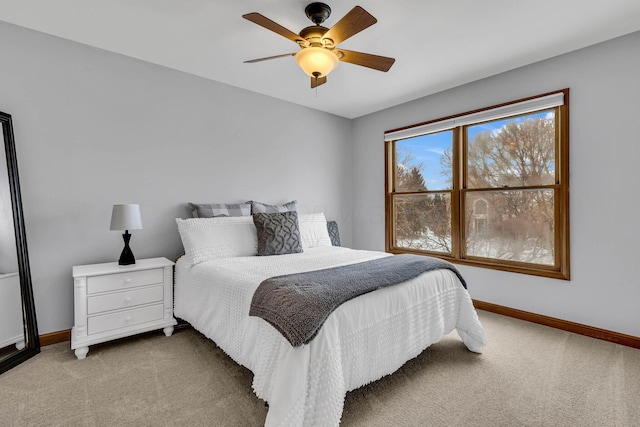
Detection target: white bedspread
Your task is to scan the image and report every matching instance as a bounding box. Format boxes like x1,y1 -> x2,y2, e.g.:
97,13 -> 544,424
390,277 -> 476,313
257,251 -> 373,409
174,246 -> 486,426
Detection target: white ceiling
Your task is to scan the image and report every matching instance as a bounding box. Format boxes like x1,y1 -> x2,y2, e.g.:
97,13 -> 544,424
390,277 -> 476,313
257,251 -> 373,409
2,0 -> 640,119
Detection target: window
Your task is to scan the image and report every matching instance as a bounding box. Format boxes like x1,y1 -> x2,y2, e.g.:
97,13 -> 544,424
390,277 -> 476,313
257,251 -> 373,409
385,90 -> 569,279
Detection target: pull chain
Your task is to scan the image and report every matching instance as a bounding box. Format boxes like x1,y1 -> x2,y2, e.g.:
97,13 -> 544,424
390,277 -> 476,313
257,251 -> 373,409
313,72 -> 320,98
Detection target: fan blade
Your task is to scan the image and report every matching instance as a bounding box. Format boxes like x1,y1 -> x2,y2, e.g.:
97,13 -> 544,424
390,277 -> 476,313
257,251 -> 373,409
311,75 -> 327,88
322,6 -> 377,46
242,12 -> 305,44
338,49 -> 395,72
244,53 -> 297,63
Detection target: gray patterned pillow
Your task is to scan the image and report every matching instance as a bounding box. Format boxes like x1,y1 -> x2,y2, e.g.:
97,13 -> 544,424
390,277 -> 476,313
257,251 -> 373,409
327,221 -> 341,246
249,200 -> 297,214
189,203 -> 251,218
253,211 -> 303,256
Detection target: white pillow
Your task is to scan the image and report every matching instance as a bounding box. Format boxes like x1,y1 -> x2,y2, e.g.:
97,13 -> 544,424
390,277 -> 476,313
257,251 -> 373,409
298,212 -> 332,249
176,217 -> 257,265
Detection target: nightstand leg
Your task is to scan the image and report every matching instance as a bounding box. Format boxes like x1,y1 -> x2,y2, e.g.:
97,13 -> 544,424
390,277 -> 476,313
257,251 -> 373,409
163,326 -> 174,337
75,347 -> 89,360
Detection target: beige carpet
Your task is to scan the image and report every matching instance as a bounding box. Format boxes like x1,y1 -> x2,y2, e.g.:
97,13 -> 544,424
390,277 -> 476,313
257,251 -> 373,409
1,310 -> 639,426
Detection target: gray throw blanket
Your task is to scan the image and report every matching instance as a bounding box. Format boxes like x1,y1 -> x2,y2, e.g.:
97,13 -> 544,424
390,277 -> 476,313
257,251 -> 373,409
249,254 -> 467,347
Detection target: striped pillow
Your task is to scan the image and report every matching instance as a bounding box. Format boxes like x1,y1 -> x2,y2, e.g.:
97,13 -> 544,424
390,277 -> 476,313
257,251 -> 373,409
188,203 -> 251,218
248,200 -> 297,214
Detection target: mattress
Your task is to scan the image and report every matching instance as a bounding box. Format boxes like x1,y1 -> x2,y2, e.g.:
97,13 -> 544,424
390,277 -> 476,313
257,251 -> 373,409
174,245 -> 486,426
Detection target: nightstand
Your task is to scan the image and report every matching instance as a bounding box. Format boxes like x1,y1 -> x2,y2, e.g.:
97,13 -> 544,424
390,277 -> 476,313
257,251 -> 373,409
71,257 -> 177,360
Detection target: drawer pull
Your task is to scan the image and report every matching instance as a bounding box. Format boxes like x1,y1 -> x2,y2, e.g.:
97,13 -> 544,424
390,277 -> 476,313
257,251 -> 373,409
124,297 -> 132,303
124,278 -> 132,284
124,316 -> 132,323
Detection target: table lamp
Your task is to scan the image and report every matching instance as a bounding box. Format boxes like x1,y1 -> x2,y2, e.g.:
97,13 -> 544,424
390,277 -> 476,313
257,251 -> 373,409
109,204 -> 143,265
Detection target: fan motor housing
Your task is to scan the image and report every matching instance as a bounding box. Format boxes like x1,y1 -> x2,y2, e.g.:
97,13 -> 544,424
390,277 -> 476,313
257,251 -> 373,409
300,25 -> 330,44
305,2 -> 331,25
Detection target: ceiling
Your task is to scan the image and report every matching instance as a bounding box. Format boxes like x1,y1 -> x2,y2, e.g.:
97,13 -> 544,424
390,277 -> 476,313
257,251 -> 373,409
2,0 -> 640,119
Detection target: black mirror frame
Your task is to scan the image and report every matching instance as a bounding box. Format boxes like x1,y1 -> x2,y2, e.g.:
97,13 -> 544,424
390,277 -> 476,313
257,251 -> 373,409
0,111 -> 39,374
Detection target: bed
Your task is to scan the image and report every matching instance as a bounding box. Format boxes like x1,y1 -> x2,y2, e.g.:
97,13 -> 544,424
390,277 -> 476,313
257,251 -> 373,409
174,205 -> 486,426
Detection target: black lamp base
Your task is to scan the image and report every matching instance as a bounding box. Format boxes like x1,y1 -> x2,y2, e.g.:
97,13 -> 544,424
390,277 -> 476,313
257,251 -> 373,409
118,230 -> 136,265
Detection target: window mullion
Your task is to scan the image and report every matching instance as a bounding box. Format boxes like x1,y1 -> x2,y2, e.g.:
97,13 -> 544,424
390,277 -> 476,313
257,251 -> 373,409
451,127 -> 462,259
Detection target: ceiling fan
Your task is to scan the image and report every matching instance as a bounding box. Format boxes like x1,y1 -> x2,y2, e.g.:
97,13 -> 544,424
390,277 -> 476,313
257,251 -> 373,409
242,3 -> 395,88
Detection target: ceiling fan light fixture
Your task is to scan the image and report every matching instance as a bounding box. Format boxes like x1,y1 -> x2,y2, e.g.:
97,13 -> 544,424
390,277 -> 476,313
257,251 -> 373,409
295,47 -> 339,78
243,4 -> 395,88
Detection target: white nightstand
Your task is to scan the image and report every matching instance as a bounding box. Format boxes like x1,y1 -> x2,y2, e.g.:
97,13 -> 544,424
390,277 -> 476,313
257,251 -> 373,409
71,257 -> 177,360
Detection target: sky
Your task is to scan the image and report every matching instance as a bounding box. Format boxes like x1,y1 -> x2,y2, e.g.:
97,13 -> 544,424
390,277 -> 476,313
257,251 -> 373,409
396,131 -> 452,191
395,110 -> 554,191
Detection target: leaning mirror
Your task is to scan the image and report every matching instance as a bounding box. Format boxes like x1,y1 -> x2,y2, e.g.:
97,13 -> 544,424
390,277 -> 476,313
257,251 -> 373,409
0,111 -> 39,374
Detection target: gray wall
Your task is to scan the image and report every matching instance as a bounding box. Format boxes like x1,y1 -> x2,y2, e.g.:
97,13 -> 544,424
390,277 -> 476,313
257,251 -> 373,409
352,31 -> 640,337
0,22 -> 353,334
2,19 -> 639,340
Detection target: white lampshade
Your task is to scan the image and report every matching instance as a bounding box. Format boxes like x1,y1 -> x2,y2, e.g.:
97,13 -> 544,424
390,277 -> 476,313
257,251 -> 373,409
110,204 -> 143,231
295,47 -> 339,78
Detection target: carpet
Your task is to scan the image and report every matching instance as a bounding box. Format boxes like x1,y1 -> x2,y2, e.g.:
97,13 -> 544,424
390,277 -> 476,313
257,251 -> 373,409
1,310 -> 639,426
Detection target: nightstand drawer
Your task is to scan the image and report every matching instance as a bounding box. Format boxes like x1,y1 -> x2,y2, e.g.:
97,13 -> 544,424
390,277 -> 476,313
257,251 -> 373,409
87,268 -> 164,294
87,285 -> 164,315
87,304 -> 164,335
